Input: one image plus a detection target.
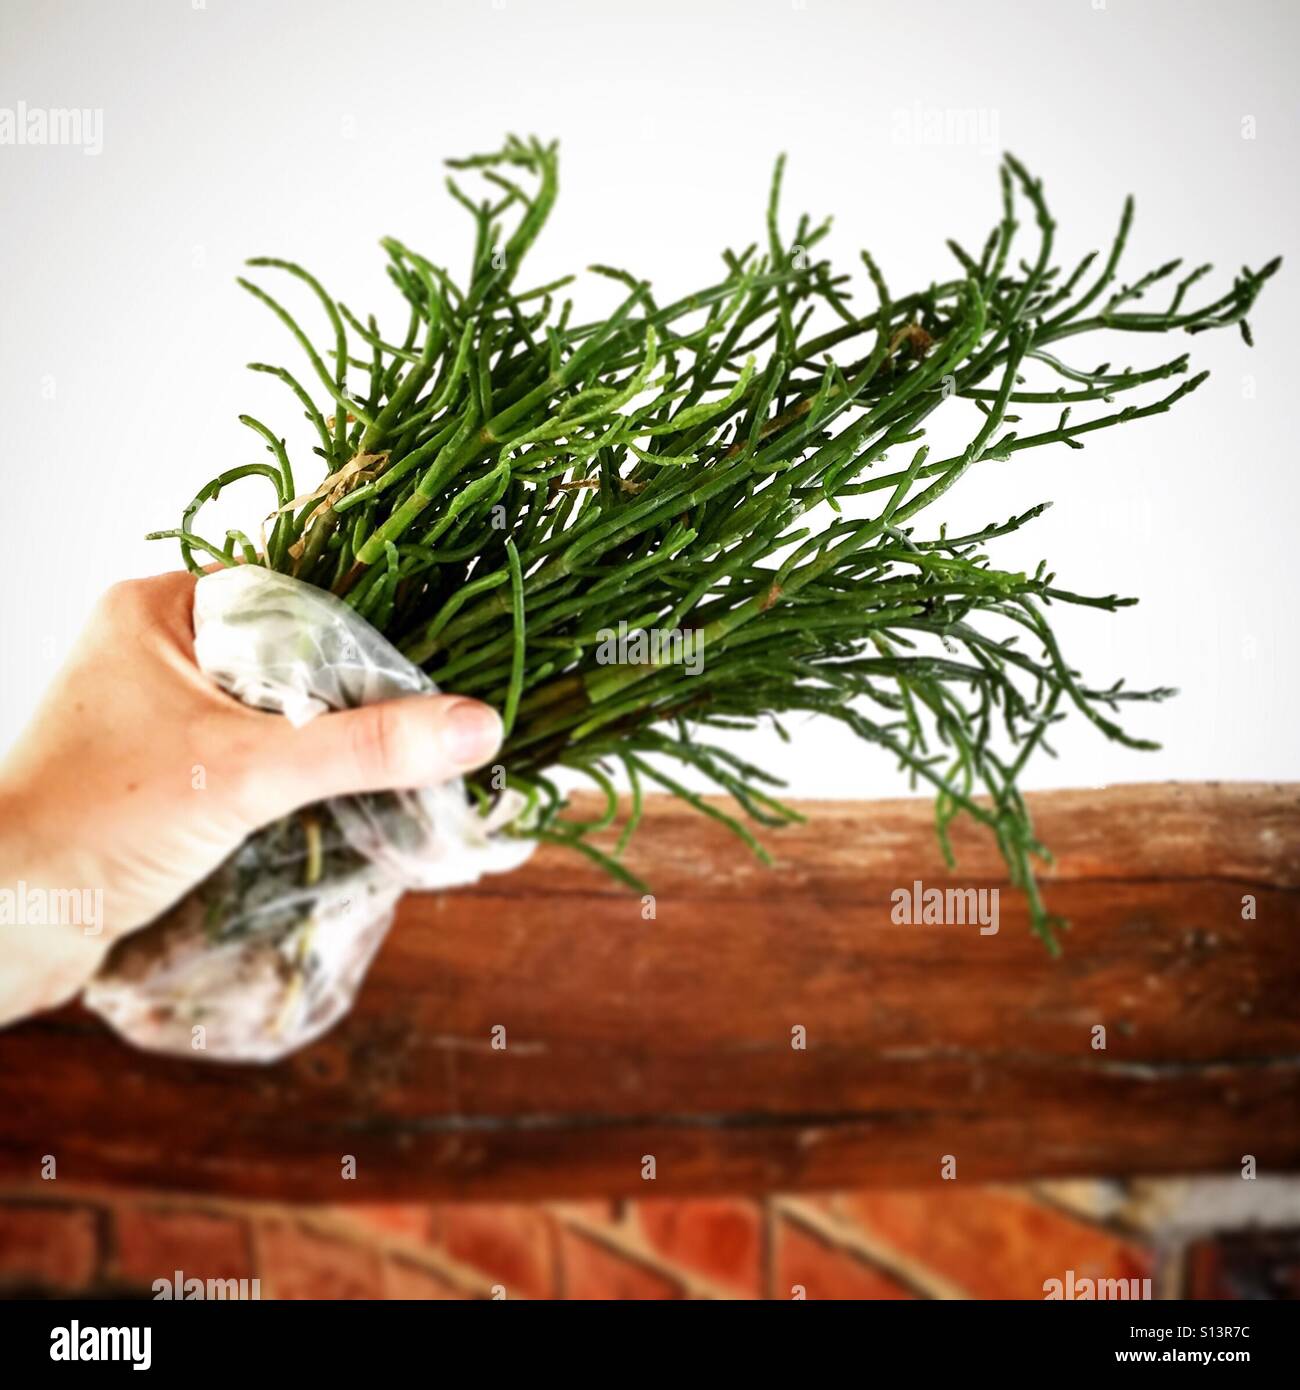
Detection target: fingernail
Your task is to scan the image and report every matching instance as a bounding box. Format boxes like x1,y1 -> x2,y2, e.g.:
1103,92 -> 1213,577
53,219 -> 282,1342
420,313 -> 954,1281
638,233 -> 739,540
445,699 -> 503,768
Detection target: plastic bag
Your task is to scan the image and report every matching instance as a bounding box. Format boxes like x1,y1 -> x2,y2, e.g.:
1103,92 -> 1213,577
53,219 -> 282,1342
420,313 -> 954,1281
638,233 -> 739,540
82,565 -> 533,1063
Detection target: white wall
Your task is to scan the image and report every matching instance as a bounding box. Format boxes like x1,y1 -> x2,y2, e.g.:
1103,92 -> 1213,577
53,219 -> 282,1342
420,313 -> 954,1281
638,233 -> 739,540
1,0 -> 1296,796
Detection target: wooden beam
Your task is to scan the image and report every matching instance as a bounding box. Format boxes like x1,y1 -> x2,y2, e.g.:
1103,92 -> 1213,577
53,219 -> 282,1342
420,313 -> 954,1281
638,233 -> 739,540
1,782 -> 1297,1200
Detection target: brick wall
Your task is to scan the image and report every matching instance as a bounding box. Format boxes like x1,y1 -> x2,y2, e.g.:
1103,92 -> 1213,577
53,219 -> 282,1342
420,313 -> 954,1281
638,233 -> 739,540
2,1183 -> 1295,1300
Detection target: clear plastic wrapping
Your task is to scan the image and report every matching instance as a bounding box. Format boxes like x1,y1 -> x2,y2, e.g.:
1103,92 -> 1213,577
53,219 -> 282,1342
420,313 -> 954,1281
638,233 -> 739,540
82,565 -> 532,1063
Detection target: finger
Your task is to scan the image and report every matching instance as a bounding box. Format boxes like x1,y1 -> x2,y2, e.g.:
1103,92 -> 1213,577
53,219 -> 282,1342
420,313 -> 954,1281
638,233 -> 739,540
246,694 -> 503,818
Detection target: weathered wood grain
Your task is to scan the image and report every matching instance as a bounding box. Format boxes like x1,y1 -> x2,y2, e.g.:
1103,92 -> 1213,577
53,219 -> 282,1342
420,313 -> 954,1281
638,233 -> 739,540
0,782 -> 1296,1200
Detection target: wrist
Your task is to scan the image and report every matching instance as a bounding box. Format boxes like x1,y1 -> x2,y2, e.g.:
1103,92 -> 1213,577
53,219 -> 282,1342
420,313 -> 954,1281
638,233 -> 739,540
0,777 -> 111,1025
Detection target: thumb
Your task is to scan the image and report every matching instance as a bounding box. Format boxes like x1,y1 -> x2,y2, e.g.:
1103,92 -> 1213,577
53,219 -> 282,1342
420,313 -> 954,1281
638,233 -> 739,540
247,694 -> 504,820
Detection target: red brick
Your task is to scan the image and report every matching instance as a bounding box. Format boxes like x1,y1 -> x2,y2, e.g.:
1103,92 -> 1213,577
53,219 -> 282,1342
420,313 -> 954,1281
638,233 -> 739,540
838,1188 -> 1152,1300
431,1204 -> 555,1299
338,1204 -> 434,1242
557,1201 -> 618,1225
635,1198 -> 762,1294
786,1194 -> 841,1217
0,1205 -> 99,1292
256,1220 -> 384,1299
113,1207 -> 252,1288
383,1258 -> 472,1299
776,1221 -> 915,1300
559,1229 -> 682,1300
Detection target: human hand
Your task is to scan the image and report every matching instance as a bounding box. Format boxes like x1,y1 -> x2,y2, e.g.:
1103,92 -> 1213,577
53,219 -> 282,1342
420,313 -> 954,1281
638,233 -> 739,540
0,571 -> 503,1026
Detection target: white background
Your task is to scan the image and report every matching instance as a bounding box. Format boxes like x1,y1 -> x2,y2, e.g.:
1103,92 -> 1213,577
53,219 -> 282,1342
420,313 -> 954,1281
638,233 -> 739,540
1,0 -> 1296,798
